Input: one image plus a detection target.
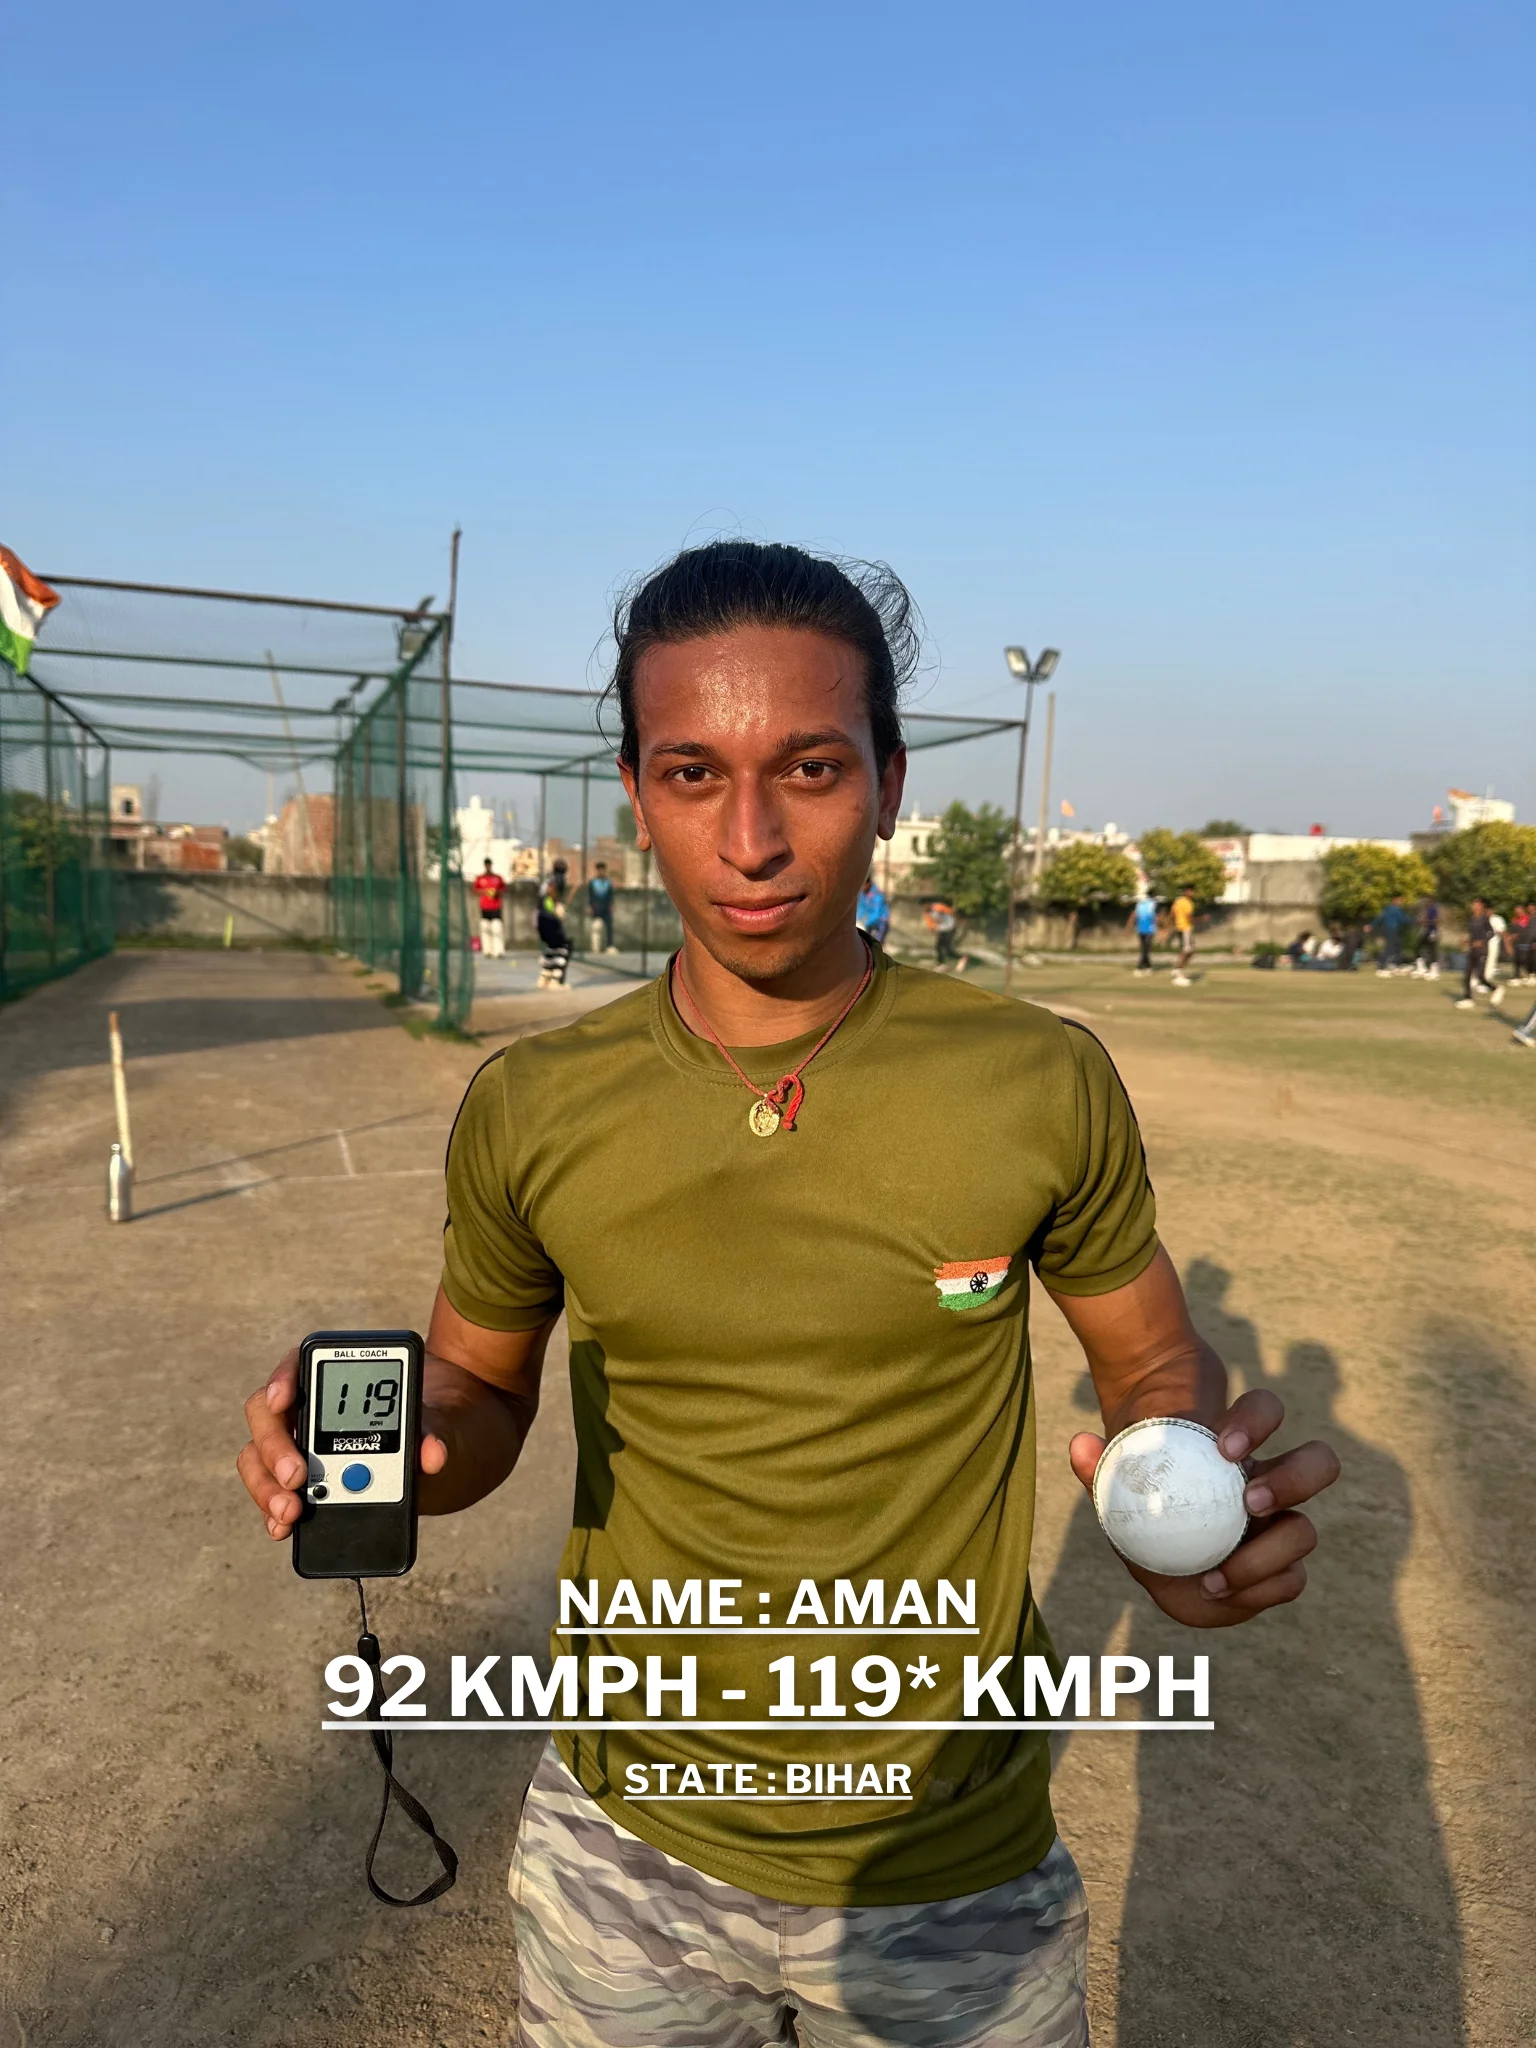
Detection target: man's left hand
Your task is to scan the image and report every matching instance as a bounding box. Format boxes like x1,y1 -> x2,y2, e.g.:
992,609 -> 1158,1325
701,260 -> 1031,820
1068,1388 -> 1341,1629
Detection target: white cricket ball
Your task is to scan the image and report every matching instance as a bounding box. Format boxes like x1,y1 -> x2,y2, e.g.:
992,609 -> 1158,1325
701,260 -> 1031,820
1091,1417 -> 1249,1577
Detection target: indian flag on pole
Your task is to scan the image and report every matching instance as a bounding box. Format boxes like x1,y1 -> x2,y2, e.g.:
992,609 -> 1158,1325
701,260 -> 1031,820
934,1255 -> 1012,1311
0,546 -> 61,676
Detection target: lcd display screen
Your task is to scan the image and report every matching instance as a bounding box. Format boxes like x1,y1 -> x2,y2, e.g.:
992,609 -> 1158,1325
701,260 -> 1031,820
316,1358 -> 403,1454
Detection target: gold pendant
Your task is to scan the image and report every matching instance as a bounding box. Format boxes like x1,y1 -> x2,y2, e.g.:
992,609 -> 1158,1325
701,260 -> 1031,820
748,1098 -> 782,1137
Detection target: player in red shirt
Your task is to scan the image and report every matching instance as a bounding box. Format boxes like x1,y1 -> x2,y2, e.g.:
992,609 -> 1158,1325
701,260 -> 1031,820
473,860 -> 507,958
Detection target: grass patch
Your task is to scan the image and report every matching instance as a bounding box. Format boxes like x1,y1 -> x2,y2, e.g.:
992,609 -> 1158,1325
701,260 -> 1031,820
970,956 -> 1536,1129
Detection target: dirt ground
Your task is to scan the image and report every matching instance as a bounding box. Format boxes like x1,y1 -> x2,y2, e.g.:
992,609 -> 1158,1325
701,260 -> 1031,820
1,948 -> 1531,2047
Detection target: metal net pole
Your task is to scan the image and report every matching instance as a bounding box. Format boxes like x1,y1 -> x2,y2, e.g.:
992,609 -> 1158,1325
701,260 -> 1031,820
363,717 -> 375,967
580,764 -> 590,951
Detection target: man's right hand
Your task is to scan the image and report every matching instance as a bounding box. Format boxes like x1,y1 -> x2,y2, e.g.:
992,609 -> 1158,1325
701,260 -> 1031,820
236,1348 -> 453,1541
237,1349 -> 310,1541
237,1295 -> 551,1542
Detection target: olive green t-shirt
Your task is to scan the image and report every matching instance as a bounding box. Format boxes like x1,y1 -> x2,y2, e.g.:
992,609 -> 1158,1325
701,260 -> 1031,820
442,949 -> 1157,1906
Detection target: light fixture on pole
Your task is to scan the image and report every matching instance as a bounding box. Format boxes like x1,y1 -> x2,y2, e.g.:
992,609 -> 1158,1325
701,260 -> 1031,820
1002,646 -> 1062,995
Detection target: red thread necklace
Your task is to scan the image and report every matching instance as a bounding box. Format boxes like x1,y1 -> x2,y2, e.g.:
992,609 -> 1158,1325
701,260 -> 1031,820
671,940 -> 874,1136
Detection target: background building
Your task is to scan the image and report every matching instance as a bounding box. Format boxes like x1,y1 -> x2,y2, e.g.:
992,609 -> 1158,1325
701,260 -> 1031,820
1445,788 -> 1516,832
109,783 -> 230,871
260,793 -> 334,875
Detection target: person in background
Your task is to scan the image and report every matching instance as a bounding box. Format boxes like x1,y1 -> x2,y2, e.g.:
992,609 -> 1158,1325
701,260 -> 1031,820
537,860 -> 571,989
1454,897 -> 1494,1010
1284,930 -> 1312,966
1128,888 -> 1159,975
474,859 -> 507,959
1374,894 -> 1412,976
1412,898 -> 1440,980
586,861 -> 616,954
1170,890 -> 1196,986
1486,911 -> 1508,1007
1510,903 -> 1533,984
1512,995 -> 1535,1048
924,896 -> 962,970
856,872 -> 890,947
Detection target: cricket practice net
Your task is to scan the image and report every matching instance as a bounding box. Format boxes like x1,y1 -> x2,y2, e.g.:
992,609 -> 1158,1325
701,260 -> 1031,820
0,659 -> 113,1000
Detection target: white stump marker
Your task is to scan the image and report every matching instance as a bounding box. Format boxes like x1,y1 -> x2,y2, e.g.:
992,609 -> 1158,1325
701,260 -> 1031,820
108,1009 -> 134,1166
106,1010 -> 136,1222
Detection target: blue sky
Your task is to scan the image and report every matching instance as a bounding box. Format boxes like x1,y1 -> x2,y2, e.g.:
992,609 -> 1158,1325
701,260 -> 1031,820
11,0 -> 1531,836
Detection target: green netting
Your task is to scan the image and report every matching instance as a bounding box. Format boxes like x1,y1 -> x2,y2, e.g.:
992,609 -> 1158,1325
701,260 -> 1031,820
29,573 -> 471,1031
333,635 -> 473,1030
24,571 -> 1024,1022
30,576 -> 425,769
0,660 -> 113,1000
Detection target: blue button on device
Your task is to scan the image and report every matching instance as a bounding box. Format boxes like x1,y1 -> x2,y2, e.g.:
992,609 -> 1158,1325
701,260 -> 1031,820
341,1462 -> 373,1493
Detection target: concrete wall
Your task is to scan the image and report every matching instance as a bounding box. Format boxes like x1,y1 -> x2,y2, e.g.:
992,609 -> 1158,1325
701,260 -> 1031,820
484,880 -> 685,952
113,871 -> 691,955
113,866 -> 1330,958
884,891 -> 1325,957
115,870 -> 332,943
484,879 -> 1328,958
1240,861 -> 1325,909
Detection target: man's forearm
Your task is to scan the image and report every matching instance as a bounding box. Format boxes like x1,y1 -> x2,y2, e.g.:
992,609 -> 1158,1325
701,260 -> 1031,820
418,1351 -> 538,1515
1049,1246 -> 1230,1438
1096,1330 -> 1229,1437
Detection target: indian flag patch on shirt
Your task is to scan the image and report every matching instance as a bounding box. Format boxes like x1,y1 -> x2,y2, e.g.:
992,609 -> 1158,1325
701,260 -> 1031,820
934,1256 -> 1012,1311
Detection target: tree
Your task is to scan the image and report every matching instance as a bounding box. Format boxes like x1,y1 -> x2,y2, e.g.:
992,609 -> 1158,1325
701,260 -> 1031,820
227,836 -> 263,870
1037,842 -> 1138,947
1199,818 -> 1249,838
915,800 -> 1012,920
425,817 -> 462,871
1426,821 -> 1536,915
1318,843 -> 1434,925
1137,828 -> 1228,907
613,803 -> 638,847
0,789 -> 86,876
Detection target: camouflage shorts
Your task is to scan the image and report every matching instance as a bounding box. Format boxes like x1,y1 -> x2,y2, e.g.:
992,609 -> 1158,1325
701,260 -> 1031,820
509,1744 -> 1089,2048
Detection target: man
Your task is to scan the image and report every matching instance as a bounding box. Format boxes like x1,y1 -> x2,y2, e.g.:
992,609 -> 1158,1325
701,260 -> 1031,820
586,860 -> 616,954
1412,897 -> 1440,980
924,895 -> 961,970
537,861 -> 571,988
1127,888 -> 1158,974
1511,903 -> 1533,984
240,542 -> 1338,2048
1374,894 -> 1411,976
1169,889 -> 1196,985
1454,897 -> 1494,1010
856,871 -> 890,947
474,858 -> 507,959
1486,912 -> 1508,1007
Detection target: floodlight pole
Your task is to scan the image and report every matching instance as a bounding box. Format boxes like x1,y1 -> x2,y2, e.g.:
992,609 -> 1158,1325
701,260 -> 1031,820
439,527 -> 461,1025
579,761 -> 591,946
1001,647 -> 1061,995
1031,691 -> 1056,898
1003,688 -> 1035,996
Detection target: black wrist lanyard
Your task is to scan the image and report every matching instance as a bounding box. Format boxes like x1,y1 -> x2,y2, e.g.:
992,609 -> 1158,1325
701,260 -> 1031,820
351,1579 -> 459,1907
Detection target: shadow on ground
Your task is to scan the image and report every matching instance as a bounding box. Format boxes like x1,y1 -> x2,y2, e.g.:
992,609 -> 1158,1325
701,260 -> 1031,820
0,956 -> 398,1134
1038,1259 -> 1466,2047
18,995 -> 396,1074
10,1599 -> 551,2046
